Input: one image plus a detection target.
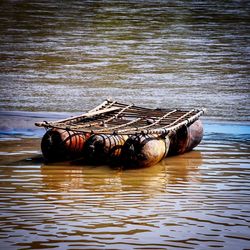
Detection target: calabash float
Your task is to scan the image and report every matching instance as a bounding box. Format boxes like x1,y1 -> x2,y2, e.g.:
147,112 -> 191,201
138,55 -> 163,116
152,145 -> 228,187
35,100 -> 205,168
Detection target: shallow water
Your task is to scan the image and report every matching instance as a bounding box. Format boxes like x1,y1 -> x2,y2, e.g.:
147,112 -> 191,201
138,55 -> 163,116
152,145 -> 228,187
0,0 -> 250,249
0,113 -> 250,249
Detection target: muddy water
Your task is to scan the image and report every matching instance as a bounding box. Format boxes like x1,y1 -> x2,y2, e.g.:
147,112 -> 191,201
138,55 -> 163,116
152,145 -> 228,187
0,0 -> 250,249
0,0 -> 249,120
0,113 -> 250,249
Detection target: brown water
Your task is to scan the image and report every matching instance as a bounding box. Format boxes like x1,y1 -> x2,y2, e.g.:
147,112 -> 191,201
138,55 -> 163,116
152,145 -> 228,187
0,113 -> 250,249
0,0 -> 250,249
0,0 -> 249,120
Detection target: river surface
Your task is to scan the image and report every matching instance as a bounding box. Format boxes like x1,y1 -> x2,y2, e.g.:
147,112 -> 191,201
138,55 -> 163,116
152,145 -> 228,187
0,0 -> 250,249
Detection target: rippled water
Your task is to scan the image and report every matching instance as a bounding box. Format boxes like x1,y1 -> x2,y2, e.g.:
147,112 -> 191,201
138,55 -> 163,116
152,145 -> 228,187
0,0 -> 250,249
0,0 -> 249,120
0,113 -> 249,249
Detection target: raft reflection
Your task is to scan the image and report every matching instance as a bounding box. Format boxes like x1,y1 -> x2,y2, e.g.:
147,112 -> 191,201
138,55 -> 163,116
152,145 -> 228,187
41,150 -> 203,195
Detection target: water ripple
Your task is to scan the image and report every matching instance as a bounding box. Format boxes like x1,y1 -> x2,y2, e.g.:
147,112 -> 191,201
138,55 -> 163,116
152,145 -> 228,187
0,126 -> 250,249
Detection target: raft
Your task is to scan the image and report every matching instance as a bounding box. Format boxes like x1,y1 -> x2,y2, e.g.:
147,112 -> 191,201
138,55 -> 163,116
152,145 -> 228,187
35,100 -> 205,168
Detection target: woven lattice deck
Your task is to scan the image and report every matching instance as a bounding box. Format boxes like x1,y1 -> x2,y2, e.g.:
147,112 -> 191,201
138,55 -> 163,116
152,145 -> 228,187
35,100 -> 206,135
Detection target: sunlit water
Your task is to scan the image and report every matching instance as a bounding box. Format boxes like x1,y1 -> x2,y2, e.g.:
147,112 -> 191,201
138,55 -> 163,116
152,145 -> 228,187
0,112 -> 249,249
0,0 -> 250,249
0,0 -> 249,120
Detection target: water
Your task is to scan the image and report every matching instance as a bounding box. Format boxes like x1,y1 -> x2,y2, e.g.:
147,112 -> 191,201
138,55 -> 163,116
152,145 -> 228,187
0,0 -> 250,249
0,0 -> 249,120
0,118 -> 250,249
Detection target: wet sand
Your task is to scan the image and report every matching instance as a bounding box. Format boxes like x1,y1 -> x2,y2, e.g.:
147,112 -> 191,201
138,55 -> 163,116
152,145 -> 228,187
0,112 -> 249,249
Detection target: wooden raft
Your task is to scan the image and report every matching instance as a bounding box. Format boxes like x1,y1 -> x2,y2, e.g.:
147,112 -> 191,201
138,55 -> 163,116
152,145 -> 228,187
35,100 -> 205,167
35,99 -> 205,136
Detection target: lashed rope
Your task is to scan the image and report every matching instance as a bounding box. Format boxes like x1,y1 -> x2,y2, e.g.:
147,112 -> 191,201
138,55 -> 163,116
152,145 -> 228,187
35,100 -> 206,135
64,103 -> 132,130
144,109 -> 206,135
35,106 -> 120,127
95,118 -> 142,133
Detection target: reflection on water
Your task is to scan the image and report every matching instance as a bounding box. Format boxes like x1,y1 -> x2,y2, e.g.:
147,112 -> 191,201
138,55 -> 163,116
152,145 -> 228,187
41,150 -> 202,194
0,119 -> 250,249
0,0 -> 249,121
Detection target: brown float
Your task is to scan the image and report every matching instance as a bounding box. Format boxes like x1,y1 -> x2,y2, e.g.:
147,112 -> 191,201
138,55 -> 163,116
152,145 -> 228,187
121,134 -> 170,168
35,100 -> 205,167
168,120 -> 204,156
84,134 -> 128,164
41,128 -> 91,162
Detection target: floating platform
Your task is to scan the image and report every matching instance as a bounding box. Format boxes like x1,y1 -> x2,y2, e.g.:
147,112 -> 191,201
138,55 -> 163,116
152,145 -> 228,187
35,100 -> 205,168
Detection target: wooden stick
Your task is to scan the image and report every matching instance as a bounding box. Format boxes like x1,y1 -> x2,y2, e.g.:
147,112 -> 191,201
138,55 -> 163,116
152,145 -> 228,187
35,106 -> 121,127
87,99 -> 109,113
94,118 -> 142,133
144,109 -> 206,135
